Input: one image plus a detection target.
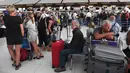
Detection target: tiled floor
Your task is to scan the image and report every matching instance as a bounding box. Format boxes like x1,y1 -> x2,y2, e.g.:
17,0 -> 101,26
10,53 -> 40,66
0,26 -> 88,73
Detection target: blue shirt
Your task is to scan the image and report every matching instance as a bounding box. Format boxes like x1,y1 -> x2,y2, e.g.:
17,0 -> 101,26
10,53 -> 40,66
110,21 -> 121,35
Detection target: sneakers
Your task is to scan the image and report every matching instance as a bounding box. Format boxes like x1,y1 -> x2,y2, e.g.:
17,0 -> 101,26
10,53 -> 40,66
12,61 -> 16,67
54,67 -> 66,72
12,61 -> 21,70
15,63 -> 21,70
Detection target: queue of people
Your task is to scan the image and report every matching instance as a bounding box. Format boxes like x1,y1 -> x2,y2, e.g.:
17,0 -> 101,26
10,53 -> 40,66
1,5 -> 130,73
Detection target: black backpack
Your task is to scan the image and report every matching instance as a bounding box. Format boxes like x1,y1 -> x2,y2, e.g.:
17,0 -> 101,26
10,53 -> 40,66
80,13 -> 84,18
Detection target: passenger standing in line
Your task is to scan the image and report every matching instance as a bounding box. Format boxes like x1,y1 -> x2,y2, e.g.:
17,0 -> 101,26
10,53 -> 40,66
38,9 -> 53,51
25,12 -> 44,59
121,10 -> 129,32
109,15 -> 121,36
3,5 -> 24,70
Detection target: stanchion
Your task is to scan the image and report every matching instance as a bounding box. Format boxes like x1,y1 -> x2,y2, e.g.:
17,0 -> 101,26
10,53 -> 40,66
68,24 -> 71,37
66,20 -> 70,42
66,25 -> 69,40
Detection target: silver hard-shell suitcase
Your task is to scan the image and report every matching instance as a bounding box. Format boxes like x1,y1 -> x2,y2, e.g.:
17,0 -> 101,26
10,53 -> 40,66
93,44 -> 126,63
87,58 -> 127,73
87,41 -> 128,73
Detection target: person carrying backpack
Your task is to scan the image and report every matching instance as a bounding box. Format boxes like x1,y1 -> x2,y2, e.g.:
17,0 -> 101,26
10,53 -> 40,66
121,10 -> 129,32
38,9 -> 53,51
109,15 -> 121,36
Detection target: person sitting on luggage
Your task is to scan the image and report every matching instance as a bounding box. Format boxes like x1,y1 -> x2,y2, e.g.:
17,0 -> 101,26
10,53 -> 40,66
109,15 -> 121,36
54,20 -> 85,72
94,20 -> 114,40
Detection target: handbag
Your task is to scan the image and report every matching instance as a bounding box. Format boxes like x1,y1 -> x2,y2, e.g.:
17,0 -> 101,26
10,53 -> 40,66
21,38 -> 30,49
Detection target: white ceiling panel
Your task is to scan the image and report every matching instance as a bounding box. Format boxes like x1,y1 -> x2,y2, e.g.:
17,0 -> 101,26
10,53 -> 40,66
119,0 -> 130,2
39,0 -> 62,4
0,0 -> 20,5
17,0 -> 39,5
63,0 -> 88,3
90,0 -> 118,2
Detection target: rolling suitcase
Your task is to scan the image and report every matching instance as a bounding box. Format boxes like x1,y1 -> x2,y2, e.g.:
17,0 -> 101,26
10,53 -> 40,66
93,44 -> 125,63
91,40 -> 126,63
87,59 -> 127,73
21,38 -> 33,61
87,40 -> 128,73
20,48 -> 28,61
52,40 -> 64,68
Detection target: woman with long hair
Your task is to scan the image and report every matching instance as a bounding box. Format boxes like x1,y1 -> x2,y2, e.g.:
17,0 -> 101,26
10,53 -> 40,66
25,12 -> 43,59
3,5 -> 24,70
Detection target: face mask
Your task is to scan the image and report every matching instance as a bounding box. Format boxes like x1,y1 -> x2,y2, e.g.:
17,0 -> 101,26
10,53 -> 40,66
110,20 -> 115,22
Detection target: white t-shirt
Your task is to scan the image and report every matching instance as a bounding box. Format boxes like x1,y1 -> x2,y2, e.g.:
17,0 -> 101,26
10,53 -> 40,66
86,12 -> 92,18
118,32 -> 129,50
73,13 -> 78,19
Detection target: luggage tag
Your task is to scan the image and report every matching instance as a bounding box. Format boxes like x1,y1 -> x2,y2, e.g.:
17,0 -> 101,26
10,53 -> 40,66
101,39 -> 109,45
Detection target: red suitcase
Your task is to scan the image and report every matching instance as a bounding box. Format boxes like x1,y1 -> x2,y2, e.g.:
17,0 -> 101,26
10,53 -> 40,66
52,40 -> 64,68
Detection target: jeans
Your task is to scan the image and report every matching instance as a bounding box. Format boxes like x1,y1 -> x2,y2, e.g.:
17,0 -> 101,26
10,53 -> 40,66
78,18 -> 84,26
59,48 -> 81,67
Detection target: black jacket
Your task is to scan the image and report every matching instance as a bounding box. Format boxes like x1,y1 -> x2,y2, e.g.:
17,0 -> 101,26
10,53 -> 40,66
69,28 -> 85,52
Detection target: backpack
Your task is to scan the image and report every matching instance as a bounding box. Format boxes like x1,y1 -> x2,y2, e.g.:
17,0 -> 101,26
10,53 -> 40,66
60,13 -> 68,23
121,13 -> 127,21
80,13 -> 84,18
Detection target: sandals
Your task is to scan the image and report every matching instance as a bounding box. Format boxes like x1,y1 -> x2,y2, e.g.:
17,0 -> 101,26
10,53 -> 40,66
33,56 -> 40,59
33,55 -> 44,59
15,63 -> 21,70
40,55 -> 44,58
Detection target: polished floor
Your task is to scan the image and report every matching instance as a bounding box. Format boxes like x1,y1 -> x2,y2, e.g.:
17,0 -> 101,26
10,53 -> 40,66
0,26 -> 88,73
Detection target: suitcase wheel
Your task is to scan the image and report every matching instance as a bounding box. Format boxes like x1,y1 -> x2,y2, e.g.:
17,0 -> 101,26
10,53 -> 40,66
92,62 -> 95,65
84,68 -> 87,71
28,56 -> 33,61
52,65 -> 55,68
85,62 -> 88,65
70,68 -> 72,70
92,71 -> 94,73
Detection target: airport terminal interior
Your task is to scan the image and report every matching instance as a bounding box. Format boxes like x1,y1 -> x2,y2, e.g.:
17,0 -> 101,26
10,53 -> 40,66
1,0 -> 130,73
